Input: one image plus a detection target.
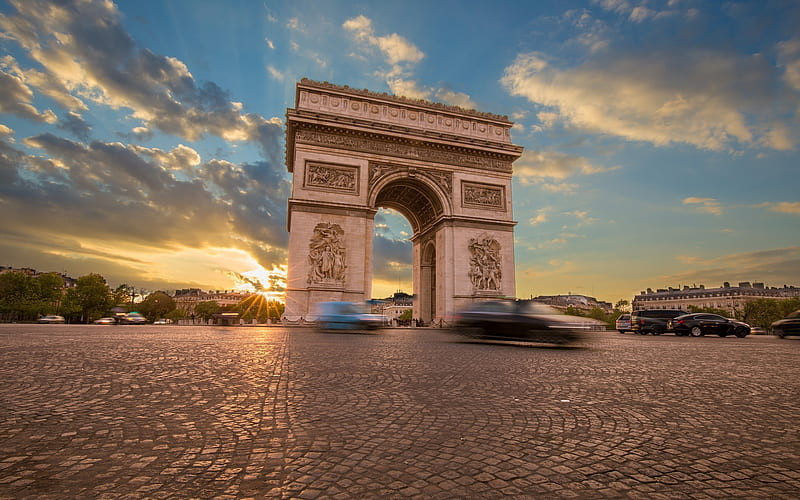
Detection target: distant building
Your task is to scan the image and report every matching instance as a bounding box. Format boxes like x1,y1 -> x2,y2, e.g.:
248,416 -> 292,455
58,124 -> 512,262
373,291 -> 414,325
0,266 -> 76,288
173,288 -> 249,317
633,282 -> 800,316
531,294 -> 613,313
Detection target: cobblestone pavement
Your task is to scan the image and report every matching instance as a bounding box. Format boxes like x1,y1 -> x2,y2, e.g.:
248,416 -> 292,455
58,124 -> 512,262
1,325 -> 798,499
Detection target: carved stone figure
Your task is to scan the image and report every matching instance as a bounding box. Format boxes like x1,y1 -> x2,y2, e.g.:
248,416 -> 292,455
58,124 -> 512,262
307,223 -> 347,284
463,183 -> 504,209
468,235 -> 502,291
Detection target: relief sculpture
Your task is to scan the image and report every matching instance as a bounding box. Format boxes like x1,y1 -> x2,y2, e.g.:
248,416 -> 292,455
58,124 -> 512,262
306,163 -> 357,192
468,234 -> 502,291
463,183 -> 504,209
307,223 -> 347,284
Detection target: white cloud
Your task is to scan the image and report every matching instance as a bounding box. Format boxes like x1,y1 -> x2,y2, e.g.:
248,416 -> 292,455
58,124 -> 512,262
267,65 -> 284,80
501,47 -> 798,151
683,197 -> 723,215
754,202 -> 800,215
514,149 -> 620,182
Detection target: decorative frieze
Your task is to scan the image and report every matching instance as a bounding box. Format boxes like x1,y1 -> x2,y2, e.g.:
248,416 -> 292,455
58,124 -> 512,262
295,129 -> 513,172
307,223 -> 347,285
468,234 -> 502,291
462,182 -> 505,210
297,79 -> 514,145
304,162 -> 358,194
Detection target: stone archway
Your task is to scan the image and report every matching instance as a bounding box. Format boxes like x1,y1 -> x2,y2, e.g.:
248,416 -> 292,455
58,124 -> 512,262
283,79 -> 523,323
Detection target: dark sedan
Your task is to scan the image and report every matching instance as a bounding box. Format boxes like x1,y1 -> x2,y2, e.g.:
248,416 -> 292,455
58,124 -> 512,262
668,313 -> 750,337
771,310 -> 800,338
453,300 -> 599,344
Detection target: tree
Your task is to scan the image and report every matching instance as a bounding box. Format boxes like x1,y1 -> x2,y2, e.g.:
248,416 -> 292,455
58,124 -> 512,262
194,301 -> 220,322
615,299 -> 630,312
111,284 -> 134,309
742,298 -> 800,329
138,291 -> 176,320
0,271 -> 36,321
64,273 -> 112,323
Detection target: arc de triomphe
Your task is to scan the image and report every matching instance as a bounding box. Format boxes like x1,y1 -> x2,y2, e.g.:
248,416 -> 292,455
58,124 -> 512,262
284,79 -> 523,323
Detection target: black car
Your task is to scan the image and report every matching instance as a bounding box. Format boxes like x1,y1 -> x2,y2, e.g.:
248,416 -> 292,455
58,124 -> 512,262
453,300 -> 598,344
668,313 -> 750,337
630,309 -> 685,335
771,310 -> 800,338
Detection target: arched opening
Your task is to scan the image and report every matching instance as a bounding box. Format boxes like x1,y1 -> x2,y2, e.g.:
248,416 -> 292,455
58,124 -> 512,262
370,177 -> 445,325
372,207 -> 412,298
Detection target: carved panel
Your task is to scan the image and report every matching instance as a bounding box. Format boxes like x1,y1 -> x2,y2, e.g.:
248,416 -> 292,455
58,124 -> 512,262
468,234 -> 502,291
462,182 -> 505,210
304,162 -> 358,194
295,129 -> 513,172
307,223 -> 347,285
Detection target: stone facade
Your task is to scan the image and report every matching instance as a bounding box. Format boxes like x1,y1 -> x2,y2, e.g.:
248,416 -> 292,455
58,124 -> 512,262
633,282 -> 800,316
284,79 -> 523,322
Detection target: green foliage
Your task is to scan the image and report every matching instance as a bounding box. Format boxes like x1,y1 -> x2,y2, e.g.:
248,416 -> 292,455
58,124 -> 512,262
138,291 -> 176,320
398,309 -> 413,321
742,298 -> 800,329
64,273 -> 113,323
194,301 -> 221,322
111,284 -> 134,308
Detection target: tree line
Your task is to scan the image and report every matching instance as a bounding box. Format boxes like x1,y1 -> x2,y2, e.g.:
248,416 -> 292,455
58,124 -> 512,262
0,271 -> 284,324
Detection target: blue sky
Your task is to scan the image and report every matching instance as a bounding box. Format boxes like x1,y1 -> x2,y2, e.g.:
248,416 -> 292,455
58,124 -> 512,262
1,0 -> 798,304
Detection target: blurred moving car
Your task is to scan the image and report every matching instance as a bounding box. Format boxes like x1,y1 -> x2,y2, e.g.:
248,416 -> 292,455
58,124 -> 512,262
771,310 -> 800,338
630,309 -> 684,335
119,312 -> 147,324
668,313 -> 750,337
316,301 -> 385,331
93,317 -> 117,325
37,315 -> 65,324
453,300 -> 597,344
615,314 -> 632,333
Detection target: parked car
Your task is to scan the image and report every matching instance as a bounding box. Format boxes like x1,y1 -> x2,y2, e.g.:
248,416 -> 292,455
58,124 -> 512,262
93,317 -> 117,325
615,314 -> 632,333
316,302 -> 385,331
153,318 -> 172,325
630,309 -> 685,335
37,315 -> 65,324
771,310 -> 800,338
668,313 -> 750,337
453,300 -> 599,344
119,312 -> 147,324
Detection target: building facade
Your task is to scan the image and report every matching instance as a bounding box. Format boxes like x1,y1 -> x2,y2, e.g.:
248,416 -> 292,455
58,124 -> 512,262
633,282 -> 800,316
173,289 -> 249,317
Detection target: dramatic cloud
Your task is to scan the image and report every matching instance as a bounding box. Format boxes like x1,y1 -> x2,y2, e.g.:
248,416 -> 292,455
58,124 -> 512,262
0,0 -> 291,284
502,4 -> 800,155
502,49 -> 798,152
0,0 -> 284,159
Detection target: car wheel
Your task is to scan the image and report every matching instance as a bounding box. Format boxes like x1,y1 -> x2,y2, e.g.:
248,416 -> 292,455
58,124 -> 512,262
690,326 -> 703,337
735,327 -> 748,338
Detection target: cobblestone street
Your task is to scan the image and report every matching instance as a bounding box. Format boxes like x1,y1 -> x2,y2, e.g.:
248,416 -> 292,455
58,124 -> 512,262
1,325 -> 798,498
